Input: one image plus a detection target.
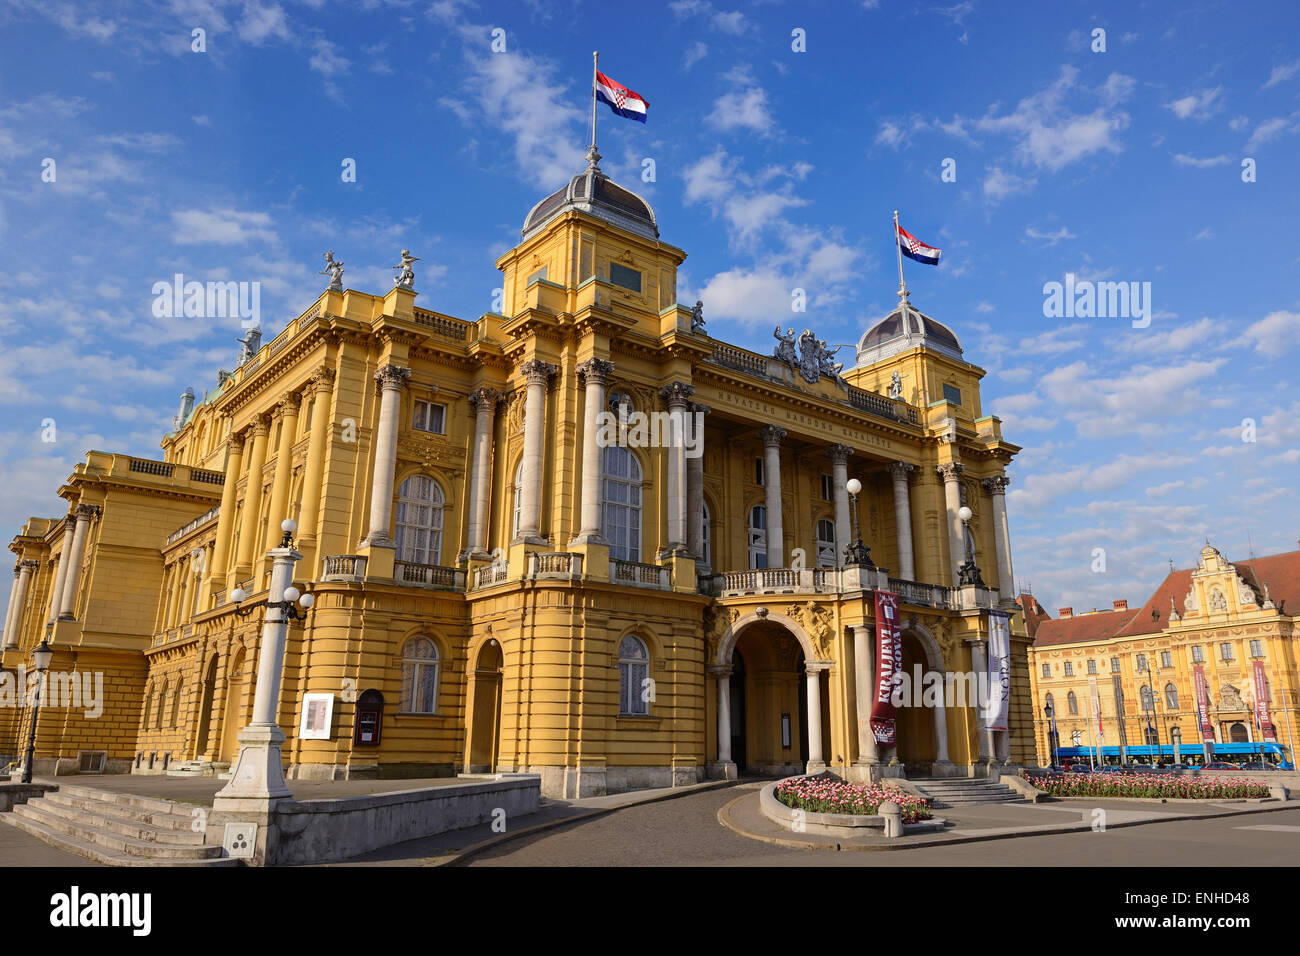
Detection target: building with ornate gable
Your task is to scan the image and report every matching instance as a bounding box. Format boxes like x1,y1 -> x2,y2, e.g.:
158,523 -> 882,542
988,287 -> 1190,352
2,150 -> 1032,797
1026,542 -> 1300,765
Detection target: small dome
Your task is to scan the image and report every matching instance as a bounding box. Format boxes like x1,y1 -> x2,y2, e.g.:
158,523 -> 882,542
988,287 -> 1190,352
522,148 -> 658,241
856,304 -> 963,365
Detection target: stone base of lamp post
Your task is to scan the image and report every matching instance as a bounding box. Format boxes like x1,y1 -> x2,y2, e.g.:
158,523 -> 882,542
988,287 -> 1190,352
213,722 -> 293,808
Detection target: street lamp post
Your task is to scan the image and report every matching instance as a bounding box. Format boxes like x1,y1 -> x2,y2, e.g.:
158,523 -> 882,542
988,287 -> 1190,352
20,633 -> 55,784
842,478 -> 874,568
1044,700 -> 1058,770
955,506 -> 984,587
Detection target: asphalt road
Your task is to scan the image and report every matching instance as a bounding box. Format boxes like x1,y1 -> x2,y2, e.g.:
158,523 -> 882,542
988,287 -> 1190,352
460,786 -> 1300,867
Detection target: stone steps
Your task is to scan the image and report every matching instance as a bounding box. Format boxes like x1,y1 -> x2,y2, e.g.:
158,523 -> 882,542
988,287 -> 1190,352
0,783 -> 236,867
909,778 -> 1027,808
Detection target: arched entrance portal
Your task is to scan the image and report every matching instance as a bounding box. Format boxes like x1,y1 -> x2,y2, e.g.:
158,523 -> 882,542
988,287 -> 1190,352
219,647 -> 250,764
467,641 -> 504,772
192,653 -> 218,759
897,633 -> 936,773
713,611 -> 830,778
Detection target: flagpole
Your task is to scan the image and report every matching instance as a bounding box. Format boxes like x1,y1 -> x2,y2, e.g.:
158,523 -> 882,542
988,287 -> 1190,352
589,50 -> 599,161
894,210 -> 911,331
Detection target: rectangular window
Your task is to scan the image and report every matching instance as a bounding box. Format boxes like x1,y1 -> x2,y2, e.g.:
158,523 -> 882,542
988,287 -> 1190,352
1110,657 -> 1120,673
1192,645 -> 1204,663
609,262 -> 642,292
755,457 -> 765,485
943,383 -> 962,406
821,474 -> 833,501
413,400 -> 446,434
1087,660 -> 1097,675
1064,662 -> 1073,676
1220,643 -> 1235,661
1161,650 -> 1172,668
1042,663 -> 1051,678
1250,640 -> 1263,658
1136,653 -> 1147,673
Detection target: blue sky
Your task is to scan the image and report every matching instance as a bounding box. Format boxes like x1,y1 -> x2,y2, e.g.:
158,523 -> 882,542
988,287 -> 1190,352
2,0 -> 1299,619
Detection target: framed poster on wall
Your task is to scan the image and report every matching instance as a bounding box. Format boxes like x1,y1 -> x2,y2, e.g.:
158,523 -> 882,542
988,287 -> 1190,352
299,693 -> 335,740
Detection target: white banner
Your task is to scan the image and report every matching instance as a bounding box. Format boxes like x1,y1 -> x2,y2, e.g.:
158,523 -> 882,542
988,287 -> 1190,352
984,611 -> 1011,731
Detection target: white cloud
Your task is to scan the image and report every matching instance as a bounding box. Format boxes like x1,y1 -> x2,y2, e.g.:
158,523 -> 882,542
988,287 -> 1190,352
1263,60 -> 1300,89
1173,153 -> 1231,167
238,3 -> 292,45
683,41 -> 708,70
1164,87 -> 1223,121
706,68 -> 775,136
1243,311 -> 1300,357
983,166 -> 1035,203
1025,225 -> 1075,246
1245,116 -> 1297,151
171,208 -> 278,245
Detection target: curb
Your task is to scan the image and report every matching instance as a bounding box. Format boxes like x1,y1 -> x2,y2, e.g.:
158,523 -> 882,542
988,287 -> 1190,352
427,779 -> 742,866
717,792 -> 1300,853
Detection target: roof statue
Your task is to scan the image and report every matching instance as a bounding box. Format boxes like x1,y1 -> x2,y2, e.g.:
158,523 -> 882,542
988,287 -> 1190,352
690,300 -> 705,333
320,250 -> 344,291
393,249 -> 418,290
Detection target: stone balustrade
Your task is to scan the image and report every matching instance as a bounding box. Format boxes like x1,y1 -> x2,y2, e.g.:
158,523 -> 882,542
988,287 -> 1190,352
609,559 -> 670,590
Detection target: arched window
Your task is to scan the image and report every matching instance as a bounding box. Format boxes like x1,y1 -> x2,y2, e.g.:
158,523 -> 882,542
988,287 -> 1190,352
619,635 -> 650,716
510,459 -> 525,540
171,681 -> 184,726
1144,727 -> 1159,745
1045,692 -> 1055,715
155,682 -> 168,730
1070,730 -> 1082,746
1067,691 -> 1078,715
748,505 -> 767,569
602,446 -> 642,562
815,518 -> 837,568
1165,682 -> 1179,710
395,475 -> 444,565
701,500 -> 712,567
401,637 -> 440,714
1141,685 -> 1154,711
1230,722 -> 1248,743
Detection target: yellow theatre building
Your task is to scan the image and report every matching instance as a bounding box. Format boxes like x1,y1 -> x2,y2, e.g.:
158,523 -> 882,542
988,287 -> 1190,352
1,149 -> 1034,798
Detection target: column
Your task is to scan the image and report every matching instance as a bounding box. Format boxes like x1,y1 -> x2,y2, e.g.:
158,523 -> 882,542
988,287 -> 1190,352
805,662 -> 826,772
969,640 -> 992,763
263,392 -> 301,551
514,359 -> 555,544
659,382 -> 694,554
982,475 -> 1015,597
571,360 -> 615,546
3,561 -> 35,650
58,503 -> 98,620
933,698 -> 951,765
235,418 -> 271,570
889,462 -> 916,580
297,367 -> 335,544
937,462 -> 965,584
687,403 -> 710,570
46,517 -> 75,624
827,444 -> 853,564
178,555 -> 196,625
713,666 -> 732,763
466,386 -> 502,557
852,624 -> 879,766
194,546 -> 211,618
759,426 -> 786,568
363,364 -> 411,545
207,429 -> 246,597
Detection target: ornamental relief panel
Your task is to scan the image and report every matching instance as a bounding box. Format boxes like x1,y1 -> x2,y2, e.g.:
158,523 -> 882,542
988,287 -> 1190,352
787,600 -> 835,659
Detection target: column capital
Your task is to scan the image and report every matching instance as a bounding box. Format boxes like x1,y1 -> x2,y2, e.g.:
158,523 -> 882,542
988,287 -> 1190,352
805,660 -> 832,674
826,443 -> 855,465
468,386 -> 501,410
229,429 -> 248,454
707,664 -> 733,677
519,359 -> 557,386
277,391 -> 302,414
658,381 -> 694,407
374,363 -> 412,391
62,514 -> 78,534
251,415 -> 271,438
22,557 -> 38,570
310,366 -> 336,393
936,462 -> 964,482
888,460 -> 914,481
73,503 -> 100,521
758,424 -> 787,447
576,357 -> 615,385
982,474 -> 1011,495
11,564 -> 20,577
688,401 -> 711,417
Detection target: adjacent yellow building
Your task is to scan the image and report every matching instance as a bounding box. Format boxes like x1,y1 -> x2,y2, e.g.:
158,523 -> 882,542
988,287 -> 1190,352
1025,543 -> 1300,766
2,150 -> 1034,797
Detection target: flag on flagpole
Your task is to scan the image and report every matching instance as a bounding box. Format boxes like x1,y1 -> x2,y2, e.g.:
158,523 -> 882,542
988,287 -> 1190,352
595,70 -> 648,123
897,223 -> 941,265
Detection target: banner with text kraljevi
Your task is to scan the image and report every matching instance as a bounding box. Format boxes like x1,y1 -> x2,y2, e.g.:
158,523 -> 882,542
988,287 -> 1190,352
1252,660 -> 1277,742
983,610 -> 1011,731
870,590 -> 902,745
1193,664 -> 1216,758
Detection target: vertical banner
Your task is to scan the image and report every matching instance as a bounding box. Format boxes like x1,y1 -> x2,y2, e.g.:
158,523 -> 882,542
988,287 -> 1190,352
1112,673 -> 1128,761
870,591 -> 902,745
1089,676 -> 1105,748
1193,664 -> 1215,760
1253,660 -> 1277,742
984,611 -> 1011,731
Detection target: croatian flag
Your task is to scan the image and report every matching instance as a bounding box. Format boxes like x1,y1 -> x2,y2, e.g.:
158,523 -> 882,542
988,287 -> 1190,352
897,224 -> 941,265
596,71 -> 648,123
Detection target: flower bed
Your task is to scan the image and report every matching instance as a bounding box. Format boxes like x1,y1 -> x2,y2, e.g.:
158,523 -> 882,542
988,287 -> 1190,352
1023,771 -> 1270,800
775,776 -> 933,823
